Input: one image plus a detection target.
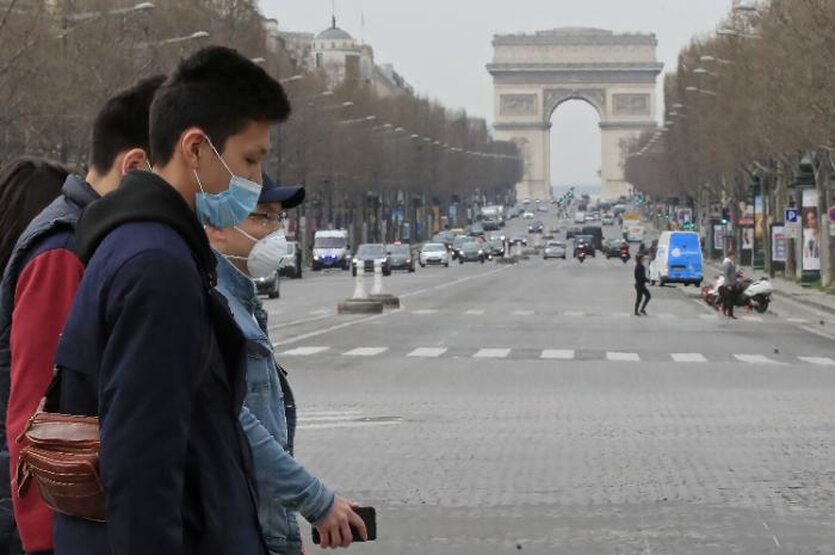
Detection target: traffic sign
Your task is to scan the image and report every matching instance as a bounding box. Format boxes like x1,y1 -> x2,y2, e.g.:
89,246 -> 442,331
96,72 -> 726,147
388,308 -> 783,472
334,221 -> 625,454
785,208 -> 799,224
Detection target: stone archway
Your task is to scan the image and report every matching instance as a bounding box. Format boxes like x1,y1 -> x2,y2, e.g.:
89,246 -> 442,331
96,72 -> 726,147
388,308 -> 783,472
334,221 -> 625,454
487,28 -> 663,201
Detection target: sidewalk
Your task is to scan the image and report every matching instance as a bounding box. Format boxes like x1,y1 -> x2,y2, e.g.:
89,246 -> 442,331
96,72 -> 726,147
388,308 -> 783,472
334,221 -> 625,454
705,260 -> 835,315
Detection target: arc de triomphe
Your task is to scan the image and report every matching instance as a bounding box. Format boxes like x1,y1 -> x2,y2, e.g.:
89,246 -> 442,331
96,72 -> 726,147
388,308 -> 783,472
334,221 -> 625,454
487,28 -> 663,201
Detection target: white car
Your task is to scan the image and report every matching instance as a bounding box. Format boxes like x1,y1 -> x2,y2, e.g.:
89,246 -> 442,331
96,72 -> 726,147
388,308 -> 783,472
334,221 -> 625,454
419,243 -> 450,267
522,211 -> 535,219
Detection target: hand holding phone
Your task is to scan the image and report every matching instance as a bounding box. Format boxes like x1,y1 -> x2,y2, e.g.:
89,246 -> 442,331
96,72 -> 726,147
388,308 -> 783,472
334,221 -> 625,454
312,501 -> 376,547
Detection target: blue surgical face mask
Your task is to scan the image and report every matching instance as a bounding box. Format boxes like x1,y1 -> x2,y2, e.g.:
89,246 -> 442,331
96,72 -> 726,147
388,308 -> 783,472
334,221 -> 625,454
193,138 -> 261,228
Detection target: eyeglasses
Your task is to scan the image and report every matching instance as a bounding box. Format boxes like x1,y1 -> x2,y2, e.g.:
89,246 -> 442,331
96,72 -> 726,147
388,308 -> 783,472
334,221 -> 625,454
248,211 -> 287,228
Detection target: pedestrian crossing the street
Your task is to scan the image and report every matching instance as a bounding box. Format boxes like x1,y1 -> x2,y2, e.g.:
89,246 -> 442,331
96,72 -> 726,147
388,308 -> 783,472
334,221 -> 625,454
277,346 -> 835,367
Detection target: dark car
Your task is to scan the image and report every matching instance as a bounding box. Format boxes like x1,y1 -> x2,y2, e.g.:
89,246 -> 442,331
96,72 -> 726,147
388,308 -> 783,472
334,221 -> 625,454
469,223 -> 486,237
487,237 -> 505,257
581,226 -> 604,251
459,240 -> 486,264
253,270 -> 280,299
528,220 -> 544,233
352,243 -> 391,276
482,217 -> 500,231
574,235 -> 596,258
509,233 -> 528,247
452,235 -> 475,260
604,238 -> 629,258
386,243 -> 416,273
565,226 -> 582,240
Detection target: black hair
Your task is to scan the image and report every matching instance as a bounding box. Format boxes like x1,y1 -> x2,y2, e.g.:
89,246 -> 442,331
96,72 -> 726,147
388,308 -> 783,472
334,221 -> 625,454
90,74 -> 166,174
150,46 -> 291,166
0,157 -> 69,273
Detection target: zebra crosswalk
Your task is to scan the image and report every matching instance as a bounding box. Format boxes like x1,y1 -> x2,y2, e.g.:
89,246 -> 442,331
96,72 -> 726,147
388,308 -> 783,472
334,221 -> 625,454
277,345 -> 834,367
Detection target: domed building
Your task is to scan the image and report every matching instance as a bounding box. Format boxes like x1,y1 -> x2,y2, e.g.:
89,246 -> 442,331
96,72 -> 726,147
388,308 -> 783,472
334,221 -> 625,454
312,17 -> 375,87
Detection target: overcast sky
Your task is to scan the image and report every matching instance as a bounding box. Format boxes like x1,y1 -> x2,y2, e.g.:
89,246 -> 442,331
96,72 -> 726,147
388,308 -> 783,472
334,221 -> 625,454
259,0 -> 732,187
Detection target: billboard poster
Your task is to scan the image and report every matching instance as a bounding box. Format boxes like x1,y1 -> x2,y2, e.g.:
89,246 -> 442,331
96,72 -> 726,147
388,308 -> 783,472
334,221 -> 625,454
713,224 -> 724,251
741,227 -> 753,250
802,189 -> 820,271
771,225 -> 787,263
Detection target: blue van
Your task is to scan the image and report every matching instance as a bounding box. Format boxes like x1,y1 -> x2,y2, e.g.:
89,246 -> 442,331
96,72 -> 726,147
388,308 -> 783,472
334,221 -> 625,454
649,231 -> 703,286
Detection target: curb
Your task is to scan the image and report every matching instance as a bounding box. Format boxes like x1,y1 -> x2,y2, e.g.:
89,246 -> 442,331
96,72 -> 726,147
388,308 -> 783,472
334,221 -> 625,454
337,299 -> 384,314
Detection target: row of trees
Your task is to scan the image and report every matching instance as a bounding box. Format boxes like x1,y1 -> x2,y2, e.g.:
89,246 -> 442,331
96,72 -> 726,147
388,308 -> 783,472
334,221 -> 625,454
0,0 -> 522,242
625,0 -> 835,284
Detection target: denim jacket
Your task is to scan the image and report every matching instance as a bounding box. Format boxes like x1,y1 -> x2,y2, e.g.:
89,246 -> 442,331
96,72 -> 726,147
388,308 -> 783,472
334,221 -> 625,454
215,254 -> 335,555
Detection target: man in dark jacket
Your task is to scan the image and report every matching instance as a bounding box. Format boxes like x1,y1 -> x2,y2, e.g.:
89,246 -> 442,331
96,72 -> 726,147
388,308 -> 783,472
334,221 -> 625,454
0,76 -> 163,555
634,253 -> 651,316
52,47 -> 290,555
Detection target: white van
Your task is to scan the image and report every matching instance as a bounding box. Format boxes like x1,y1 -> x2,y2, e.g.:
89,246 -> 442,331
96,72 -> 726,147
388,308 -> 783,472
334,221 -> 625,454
312,229 -> 351,271
574,211 -> 586,224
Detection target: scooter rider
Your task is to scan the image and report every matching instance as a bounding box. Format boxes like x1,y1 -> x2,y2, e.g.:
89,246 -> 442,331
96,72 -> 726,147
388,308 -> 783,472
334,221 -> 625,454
634,253 -> 651,316
721,249 -> 738,319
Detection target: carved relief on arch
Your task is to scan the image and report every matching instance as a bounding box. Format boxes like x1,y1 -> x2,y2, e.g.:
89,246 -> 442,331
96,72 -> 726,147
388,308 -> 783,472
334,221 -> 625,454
543,88 -> 606,119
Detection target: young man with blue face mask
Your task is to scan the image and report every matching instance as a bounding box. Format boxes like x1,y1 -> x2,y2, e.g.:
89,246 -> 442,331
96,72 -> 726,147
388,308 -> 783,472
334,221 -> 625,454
207,174 -> 367,554
51,47 -> 288,555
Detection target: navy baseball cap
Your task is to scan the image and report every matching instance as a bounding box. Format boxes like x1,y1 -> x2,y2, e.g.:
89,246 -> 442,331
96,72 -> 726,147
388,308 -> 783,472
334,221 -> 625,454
259,173 -> 305,209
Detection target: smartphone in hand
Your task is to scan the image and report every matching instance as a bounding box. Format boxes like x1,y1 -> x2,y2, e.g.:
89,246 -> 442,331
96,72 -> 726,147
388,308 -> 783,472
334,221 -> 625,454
312,506 -> 377,544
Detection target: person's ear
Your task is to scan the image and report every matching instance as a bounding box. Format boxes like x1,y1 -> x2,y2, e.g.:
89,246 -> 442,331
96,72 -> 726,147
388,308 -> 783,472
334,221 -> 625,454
181,128 -> 207,170
119,148 -> 148,175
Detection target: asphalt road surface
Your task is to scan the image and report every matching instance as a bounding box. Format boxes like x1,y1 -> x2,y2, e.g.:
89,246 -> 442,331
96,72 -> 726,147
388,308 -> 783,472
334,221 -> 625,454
265,215 -> 835,555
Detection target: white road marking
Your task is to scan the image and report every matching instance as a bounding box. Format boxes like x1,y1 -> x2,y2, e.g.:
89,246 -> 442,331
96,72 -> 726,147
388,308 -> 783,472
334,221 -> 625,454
742,316 -> 763,322
343,347 -> 388,357
412,309 -> 439,315
298,420 -> 402,430
465,309 -> 486,315
540,350 -> 575,360
473,348 -> 511,359
407,347 -> 448,358
308,309 -> 331,316
612,312 -> 631,318
513,310 -> 535,316
607,352 -> 641,362
564,311 -> 585,317
787,318 -> 809,324
798,356 -> 835,366
671,353 -> 707,363
734,354 -> 781,365
281,346 -> 330,356
656,313 -> 677,319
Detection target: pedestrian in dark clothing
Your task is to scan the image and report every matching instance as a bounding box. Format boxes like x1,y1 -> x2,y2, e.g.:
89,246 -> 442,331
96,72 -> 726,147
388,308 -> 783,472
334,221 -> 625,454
634,253 -> 651,316
51,47 -> 290,555
0,77 -> 163,555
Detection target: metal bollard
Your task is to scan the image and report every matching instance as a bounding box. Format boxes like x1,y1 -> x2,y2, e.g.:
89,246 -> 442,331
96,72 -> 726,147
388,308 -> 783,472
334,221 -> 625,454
372,259 -> 384,296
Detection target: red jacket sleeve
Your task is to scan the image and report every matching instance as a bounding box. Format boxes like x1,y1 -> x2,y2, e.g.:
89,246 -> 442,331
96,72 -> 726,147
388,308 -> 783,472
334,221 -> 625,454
7,248 -> 84,553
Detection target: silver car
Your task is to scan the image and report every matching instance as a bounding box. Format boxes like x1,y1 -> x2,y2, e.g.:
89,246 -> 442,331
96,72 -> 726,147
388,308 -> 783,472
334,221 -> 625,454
543,241 -> 567,260
419,243 -> 450,267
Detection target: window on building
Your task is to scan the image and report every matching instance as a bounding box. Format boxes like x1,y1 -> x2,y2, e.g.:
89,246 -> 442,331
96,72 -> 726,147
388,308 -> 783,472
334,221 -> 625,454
345,55 -> 360,80
315,52 -> 323,68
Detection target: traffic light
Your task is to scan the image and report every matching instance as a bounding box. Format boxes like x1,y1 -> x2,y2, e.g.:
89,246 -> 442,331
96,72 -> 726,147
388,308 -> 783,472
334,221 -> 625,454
721,208 -> 730,225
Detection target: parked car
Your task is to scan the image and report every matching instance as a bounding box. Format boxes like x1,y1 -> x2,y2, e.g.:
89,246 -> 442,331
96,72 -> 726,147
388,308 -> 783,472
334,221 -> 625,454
459,241 -> 486,264
352,243 -> 391,276
278,240 -> 303,279
254,270 -> 281,299
528,220 -> 544,233
419,243 -> 450,267
543,241 -> 567,260
386,243 -> 416,273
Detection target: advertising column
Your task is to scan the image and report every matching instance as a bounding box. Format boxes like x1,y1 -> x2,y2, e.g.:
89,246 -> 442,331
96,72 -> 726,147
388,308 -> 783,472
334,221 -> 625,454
802,188 -> 821,279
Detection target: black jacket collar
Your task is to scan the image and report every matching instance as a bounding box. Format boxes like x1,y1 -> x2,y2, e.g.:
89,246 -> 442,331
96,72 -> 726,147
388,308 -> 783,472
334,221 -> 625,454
74,170 -> 216,287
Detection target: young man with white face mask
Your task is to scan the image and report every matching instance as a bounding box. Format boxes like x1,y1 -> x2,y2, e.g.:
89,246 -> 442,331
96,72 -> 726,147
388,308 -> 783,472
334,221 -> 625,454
207,174 -> 367,555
